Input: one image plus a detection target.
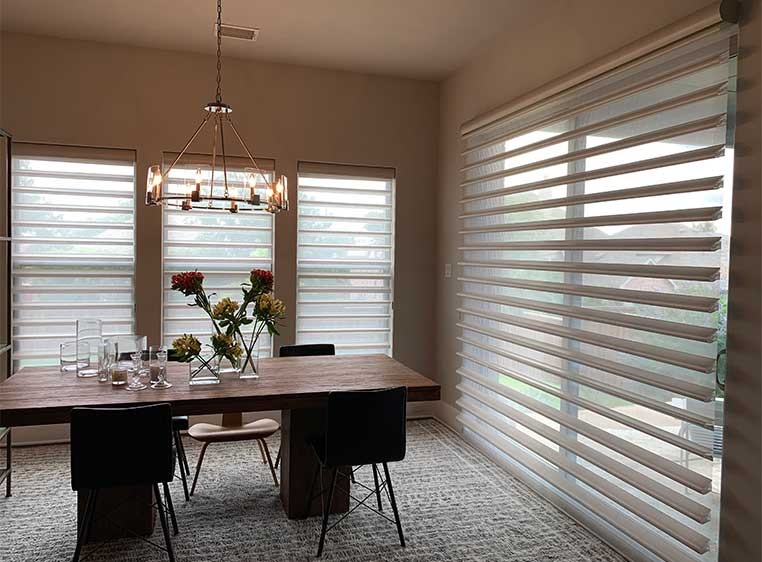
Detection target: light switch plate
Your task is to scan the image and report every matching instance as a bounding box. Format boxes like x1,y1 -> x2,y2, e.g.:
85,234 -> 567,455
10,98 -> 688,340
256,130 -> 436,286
444,263 -> 452,278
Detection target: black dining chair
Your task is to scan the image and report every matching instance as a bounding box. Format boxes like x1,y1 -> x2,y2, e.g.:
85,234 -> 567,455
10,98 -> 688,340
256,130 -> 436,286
70,403 -> 178,562
275,344 -> 336,470
306,386 -> 407,557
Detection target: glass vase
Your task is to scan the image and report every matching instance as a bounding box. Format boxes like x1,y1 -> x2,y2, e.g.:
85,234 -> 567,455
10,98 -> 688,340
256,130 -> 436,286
189,354 -> 221,385
239,338 -> 259,380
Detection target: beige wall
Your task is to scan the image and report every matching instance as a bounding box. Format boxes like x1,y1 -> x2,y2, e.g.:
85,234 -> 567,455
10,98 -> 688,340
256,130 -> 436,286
0,32 -> 439,381
436,1 -> 759,562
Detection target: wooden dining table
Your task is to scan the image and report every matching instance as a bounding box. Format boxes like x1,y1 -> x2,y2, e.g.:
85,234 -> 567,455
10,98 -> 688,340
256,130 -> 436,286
0,354 -> 440,538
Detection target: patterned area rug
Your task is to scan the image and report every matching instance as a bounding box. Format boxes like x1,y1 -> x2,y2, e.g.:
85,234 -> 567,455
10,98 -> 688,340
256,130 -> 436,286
0,419 -> 624,562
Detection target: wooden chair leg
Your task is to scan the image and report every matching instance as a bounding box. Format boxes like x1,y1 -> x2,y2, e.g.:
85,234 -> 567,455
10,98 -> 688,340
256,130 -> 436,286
154,483 -> 176,562
274,445 -> 281,469
256,439 -> 267,464
372,463 -> 383,511
382,463 -> 405,547
260,439 -> 279,487
317,467 -> 338,558
71,489 -> 98,562
4,430 -> 11,498
162,482 -> 179,536
190,442 -> 210,496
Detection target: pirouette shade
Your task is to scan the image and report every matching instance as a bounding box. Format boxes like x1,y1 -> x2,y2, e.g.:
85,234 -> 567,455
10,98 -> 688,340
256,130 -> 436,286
456,20 -> 735,562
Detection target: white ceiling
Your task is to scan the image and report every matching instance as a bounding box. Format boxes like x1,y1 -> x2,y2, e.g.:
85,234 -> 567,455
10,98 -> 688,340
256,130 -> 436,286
0,0 -> 537,79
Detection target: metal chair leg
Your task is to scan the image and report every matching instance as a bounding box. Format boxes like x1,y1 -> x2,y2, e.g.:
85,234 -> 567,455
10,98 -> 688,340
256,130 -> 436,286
154,483 -> 176,562
275,445 -> 281,469
382,463 -> 405,547
260,439 -> 279,487
190,442 -> 210,496
317,467 -> 338,558
372,463 -> 383,511
173,430 -> 190,501
178,460 -> 190,502
174,430 -> 190,476
71,488 -> 98,562
162,482 -> 179,536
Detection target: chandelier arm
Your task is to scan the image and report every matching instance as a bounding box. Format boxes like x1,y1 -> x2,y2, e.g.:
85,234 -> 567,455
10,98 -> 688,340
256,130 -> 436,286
162,113 -> 212,179
219,114 -> 230,198
225,115 -> 272,188
210,114 -> 220,205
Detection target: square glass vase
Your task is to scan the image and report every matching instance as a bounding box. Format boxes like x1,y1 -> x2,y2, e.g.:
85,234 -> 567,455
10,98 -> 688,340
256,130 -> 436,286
188,356 -> 221,385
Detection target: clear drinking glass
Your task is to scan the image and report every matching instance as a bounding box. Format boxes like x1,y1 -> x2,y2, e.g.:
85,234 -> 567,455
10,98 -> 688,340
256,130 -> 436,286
126,351 -> 147,391
60,341 -> 89,373
151,346 -> 172,389
76,319 -> 102,377
97,340 -> 111,382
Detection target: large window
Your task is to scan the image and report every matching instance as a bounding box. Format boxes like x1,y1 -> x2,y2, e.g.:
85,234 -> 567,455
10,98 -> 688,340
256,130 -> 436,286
161,154 -> 275,356
296,162 -> 395,355
457,29 -> 735,562
11,145 -> 136,369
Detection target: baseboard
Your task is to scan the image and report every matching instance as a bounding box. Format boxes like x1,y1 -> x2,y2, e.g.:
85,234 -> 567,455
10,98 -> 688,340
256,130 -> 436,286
432,400 -> 461,433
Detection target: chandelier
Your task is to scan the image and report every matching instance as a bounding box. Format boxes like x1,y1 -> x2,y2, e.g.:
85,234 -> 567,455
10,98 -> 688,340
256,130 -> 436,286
145,0 -> 288,214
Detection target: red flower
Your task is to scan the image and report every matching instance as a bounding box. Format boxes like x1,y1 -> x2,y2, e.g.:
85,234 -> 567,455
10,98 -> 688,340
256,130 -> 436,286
250,268 -> 274,294
171,271 -> 205,296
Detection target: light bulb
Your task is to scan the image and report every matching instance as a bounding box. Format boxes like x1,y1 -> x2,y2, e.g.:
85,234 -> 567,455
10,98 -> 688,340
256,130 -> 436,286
248,174 -> 257,188
195,168 -> 203,185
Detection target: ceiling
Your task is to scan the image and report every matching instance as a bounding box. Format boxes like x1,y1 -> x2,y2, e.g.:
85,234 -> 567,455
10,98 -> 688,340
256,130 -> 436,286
0,0 -> 537,80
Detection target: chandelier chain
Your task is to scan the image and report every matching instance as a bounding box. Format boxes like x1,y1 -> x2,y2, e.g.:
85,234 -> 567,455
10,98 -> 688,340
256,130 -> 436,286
215,0 -> 223,103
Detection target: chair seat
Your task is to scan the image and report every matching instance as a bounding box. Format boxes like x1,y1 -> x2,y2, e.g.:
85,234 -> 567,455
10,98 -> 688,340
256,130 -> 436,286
188,418 -> 280,443
172,416 -> 189,431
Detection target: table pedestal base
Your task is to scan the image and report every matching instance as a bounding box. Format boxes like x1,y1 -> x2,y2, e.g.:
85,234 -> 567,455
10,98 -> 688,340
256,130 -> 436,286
77,486 -> 155,543
280,408 -> 350,519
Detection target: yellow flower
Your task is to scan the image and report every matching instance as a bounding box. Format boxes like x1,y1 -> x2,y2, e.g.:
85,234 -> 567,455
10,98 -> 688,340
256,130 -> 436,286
172,334 -> 202,358
256,293 -> 286,318
212,297 -> 238,319
211,333 -> 243,360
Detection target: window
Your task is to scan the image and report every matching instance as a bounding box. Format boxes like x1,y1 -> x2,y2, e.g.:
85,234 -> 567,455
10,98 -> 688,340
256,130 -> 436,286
296,162 -> 395,355
11,145 -> 136,369
161,154 -> 275,356
457,28 -> 735,562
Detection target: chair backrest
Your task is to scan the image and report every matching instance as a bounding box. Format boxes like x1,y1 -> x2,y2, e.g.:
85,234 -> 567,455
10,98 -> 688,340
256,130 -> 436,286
323,386 -> 407,467
279,343 -> 335,357
70,403 -> 174,491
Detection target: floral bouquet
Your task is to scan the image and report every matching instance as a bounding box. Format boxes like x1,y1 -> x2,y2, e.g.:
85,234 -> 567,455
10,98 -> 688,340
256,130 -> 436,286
170,268 -> 286,378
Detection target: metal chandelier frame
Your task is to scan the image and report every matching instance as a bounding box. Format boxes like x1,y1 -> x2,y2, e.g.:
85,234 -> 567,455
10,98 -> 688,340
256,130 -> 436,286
145,0 -> 288,214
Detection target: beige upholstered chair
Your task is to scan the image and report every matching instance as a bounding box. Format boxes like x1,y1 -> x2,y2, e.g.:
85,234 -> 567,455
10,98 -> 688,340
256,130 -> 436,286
188,412 -> 280,495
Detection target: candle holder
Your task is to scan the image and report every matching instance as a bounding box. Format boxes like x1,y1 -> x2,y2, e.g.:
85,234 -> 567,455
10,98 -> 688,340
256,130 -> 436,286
151,346 -> 172,389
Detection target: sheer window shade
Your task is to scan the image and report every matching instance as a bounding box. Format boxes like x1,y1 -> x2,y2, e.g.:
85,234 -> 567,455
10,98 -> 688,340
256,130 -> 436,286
11,144 -> 136,369
457,27 -> 735,562
296,162 -> 395,355
161,154 -> 275,356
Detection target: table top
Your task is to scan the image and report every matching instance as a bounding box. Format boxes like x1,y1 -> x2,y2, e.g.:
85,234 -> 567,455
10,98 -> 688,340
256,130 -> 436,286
0,354 -> 440,427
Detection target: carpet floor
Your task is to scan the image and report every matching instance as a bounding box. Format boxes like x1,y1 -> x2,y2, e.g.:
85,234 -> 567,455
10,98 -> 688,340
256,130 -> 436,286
0,418 -> 625,562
